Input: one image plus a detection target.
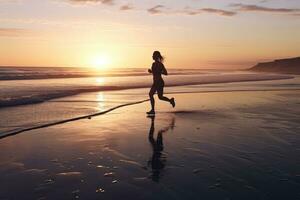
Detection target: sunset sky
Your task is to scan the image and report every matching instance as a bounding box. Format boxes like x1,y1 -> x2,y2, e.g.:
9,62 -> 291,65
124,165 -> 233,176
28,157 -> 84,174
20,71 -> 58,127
1,0 -> 300,69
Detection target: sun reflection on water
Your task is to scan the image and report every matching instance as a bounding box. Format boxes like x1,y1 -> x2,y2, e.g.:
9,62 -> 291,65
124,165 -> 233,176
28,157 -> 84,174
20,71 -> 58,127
96,78 -> 105,85
96,92 -> 105,111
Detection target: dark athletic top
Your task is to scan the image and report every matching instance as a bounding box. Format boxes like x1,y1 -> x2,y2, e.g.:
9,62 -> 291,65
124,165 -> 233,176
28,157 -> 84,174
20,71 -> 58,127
151,61 -> 167,86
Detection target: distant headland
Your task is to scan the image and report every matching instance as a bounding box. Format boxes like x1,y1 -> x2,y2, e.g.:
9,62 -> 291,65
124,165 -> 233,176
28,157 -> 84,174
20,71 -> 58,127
249,57 -> 300,74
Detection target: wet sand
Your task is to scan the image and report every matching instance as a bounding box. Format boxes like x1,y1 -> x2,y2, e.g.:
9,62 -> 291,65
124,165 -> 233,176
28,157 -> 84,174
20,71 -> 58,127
0,90 -> 299,200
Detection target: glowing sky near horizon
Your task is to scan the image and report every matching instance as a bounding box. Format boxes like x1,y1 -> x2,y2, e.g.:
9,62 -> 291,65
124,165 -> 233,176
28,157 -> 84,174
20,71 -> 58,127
0,0 -> 300,69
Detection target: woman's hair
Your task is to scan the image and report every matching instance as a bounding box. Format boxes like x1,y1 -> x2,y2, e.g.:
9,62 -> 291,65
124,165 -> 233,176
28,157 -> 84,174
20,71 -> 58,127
153,51 -> 164,62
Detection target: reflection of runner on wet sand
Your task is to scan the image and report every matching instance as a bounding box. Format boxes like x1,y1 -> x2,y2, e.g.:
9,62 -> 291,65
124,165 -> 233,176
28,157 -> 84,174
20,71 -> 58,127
147,115 -> 175,182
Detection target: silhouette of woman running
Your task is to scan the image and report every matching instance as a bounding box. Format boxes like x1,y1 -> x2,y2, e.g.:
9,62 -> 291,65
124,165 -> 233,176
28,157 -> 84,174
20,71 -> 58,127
147,51 -> 175,115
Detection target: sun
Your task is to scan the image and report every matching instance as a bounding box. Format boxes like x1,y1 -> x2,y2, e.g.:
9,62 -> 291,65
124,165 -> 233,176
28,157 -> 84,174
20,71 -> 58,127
90,54 -> 111,70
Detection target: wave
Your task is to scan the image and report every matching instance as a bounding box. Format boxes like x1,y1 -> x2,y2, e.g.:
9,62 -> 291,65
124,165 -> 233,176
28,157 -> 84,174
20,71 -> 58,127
0,67 -> 209,80
0,73 -> 293,108
0,86 -> 119,107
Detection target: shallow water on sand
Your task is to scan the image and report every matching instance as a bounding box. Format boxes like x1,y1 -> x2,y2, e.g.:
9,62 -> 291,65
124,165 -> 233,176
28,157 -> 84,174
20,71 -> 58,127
0,87 -> 299,199
0,76 -> 299,135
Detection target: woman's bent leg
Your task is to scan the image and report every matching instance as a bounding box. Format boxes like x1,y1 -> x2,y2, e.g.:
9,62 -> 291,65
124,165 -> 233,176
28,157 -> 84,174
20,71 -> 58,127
157,85 -> 170,102
157,86 -> 171,102
157,86 -> 175,107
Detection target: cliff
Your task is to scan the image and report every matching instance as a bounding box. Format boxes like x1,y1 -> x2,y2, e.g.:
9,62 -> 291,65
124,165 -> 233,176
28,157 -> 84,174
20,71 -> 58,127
249,57 -> 300,74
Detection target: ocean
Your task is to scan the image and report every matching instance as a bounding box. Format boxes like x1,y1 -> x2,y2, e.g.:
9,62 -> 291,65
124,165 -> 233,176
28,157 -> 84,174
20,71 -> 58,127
0,66 -> 294,137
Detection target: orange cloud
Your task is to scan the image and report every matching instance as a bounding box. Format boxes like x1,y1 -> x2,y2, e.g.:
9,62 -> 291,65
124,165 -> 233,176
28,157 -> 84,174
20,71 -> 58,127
0,28 -> 31,37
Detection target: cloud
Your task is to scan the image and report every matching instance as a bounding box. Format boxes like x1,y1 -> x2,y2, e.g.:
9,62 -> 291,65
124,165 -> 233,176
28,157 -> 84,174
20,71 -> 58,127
120,4 -> 134,11
181,8 -> 236,16
147,5 -> 165,14
0,0 -> 22,3
67,0 -> 114,5
0,28 -> 30,37
59,1 -> 235,17
147,5 -> 236,17
259,0 -> 269,3
200,8 -> 236,16
230,3 -> 300,13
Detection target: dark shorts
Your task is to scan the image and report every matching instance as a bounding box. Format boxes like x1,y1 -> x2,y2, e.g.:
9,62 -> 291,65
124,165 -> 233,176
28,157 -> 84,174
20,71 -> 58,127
149,80 -> 165,96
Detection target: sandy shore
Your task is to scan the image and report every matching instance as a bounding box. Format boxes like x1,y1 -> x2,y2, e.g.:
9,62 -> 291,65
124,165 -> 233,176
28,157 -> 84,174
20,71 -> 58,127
0,89 -> 299,200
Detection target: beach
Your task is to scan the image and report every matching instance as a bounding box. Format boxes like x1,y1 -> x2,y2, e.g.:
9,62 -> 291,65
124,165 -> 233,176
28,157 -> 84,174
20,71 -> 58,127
2,0 -> 300,198
0,73 -> 299,200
